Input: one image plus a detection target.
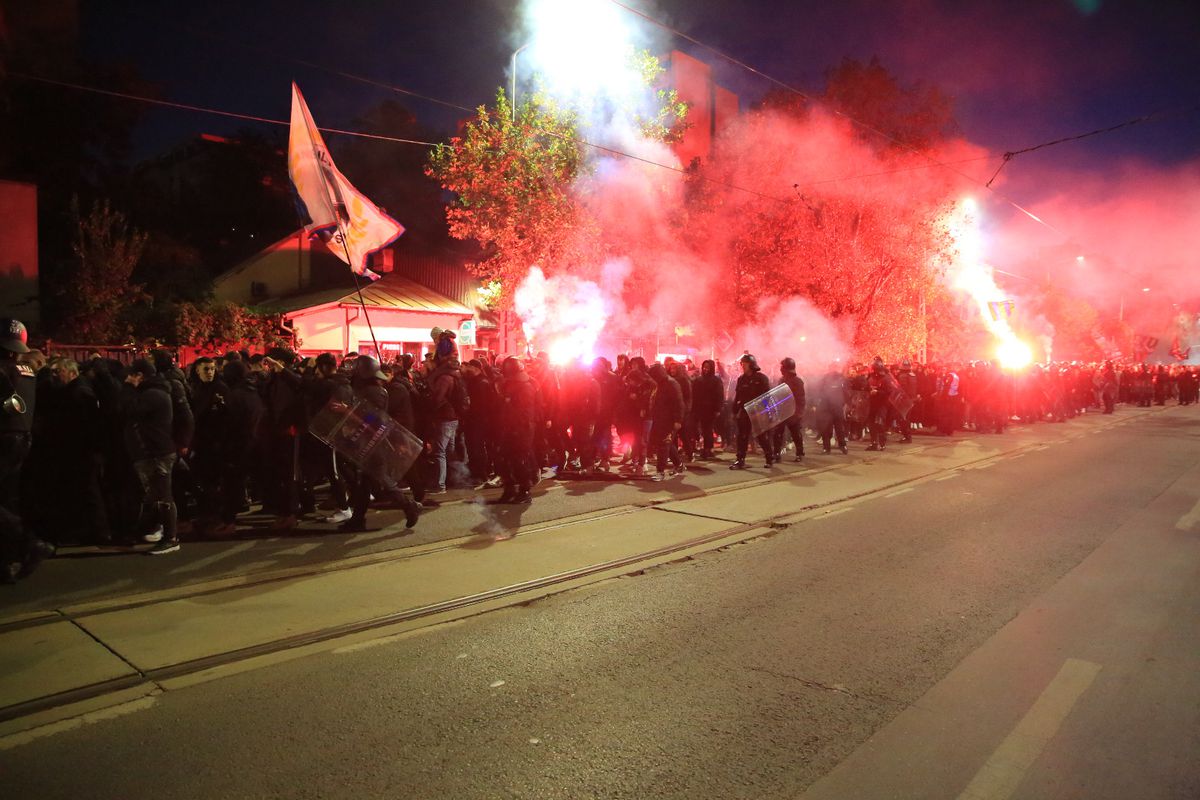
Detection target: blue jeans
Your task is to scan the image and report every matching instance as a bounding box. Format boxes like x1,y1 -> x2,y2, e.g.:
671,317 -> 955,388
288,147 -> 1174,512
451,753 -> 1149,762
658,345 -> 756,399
433,420 -> 459,490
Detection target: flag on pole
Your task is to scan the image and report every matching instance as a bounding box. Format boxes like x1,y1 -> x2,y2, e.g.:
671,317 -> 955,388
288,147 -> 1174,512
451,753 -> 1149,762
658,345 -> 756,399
1170,336 -> 1190,361
288,83 -> 404,281
987,300 -> 1015,322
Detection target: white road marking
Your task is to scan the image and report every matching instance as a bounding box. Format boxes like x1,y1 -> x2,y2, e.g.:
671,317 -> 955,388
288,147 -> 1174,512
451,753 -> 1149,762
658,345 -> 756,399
885,488 -> 914,498
1008,453 -> 1026,459
1033,445 -> 1049,451
273,542 -> 323,557
972,462 -> 996,470
0,694 -> 158,751
824,507 -> 855,517
1175,496 -> 1200,531
171,541 -> 255,575
957,658 -> 1101,800
935,472 -> 960,481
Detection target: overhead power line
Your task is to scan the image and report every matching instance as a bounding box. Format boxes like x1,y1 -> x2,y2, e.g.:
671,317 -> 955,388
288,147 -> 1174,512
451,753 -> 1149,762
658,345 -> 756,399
8,72 -> 441,146
985,105 -> 1200,186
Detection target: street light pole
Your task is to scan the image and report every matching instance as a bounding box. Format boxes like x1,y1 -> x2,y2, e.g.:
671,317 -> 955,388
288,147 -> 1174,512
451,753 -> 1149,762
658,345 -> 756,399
510,43 -> 531,122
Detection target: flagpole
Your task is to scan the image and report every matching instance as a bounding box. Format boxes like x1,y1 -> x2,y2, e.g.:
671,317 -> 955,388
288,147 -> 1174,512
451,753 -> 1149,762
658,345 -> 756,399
310,147 -> 382,360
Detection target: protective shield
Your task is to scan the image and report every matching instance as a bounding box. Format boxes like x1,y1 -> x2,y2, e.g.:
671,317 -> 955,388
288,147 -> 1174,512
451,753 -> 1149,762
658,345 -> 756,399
847,389 -> 870,424
890,389 -> 915,420
744,383 -> 797,437
309,398 -> 423,484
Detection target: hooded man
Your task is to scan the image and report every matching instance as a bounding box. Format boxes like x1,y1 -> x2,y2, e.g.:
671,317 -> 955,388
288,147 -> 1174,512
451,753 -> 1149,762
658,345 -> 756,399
648,363 -> 685,480
773,357 -> 807,461
491,357 -> 540,504
121,358 -> 179,554
816,363 -> 849,455
692,359 -> 725,459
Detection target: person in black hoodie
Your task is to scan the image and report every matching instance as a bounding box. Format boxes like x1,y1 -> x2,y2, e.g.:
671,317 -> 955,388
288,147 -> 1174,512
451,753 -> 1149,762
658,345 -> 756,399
591,357 -> 622,471
187,357 -> 228,535
648,363 -> 685,481
773,357 -> 807,462
691,360 -> 725,460
730,354 -> 774,469
121,359 -> 179,554
211,361 -> 263,537
260,349 -> 306,530
300,353 -> 352,524
492,357 -> 540,504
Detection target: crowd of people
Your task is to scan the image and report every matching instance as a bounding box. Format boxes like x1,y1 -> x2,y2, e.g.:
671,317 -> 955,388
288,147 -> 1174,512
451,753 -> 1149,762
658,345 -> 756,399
0,314 -> 1196,583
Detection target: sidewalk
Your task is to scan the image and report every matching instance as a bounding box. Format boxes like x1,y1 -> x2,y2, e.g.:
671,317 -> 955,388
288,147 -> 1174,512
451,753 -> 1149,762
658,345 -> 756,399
0,407 -> 1159,736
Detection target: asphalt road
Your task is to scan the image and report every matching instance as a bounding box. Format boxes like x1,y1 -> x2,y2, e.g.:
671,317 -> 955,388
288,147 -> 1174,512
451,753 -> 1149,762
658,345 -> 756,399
5,407 -> 1199,799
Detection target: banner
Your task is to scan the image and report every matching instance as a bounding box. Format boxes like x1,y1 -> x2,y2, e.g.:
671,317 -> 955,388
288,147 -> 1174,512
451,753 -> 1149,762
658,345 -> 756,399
309,398 -> 423,484
987,300 -> 1015,322
288,83 -> 405,281
744,383 -> 796,437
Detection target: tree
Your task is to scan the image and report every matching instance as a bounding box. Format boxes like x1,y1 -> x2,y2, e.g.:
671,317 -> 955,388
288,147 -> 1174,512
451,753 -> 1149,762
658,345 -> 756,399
821,57 -> 958,152
427,89 -> 597,298
56,197 -> 149,342
169,301 -> 292,351
427,51 -> 687,304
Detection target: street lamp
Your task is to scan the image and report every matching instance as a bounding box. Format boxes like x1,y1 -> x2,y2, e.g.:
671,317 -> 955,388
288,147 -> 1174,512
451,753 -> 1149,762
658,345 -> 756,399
510,43 -> 531,122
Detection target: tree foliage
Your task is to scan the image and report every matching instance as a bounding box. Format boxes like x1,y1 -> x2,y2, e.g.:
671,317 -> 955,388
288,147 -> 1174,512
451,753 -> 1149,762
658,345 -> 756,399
427,51 -> 687,304
821,57 -> 958,152
427,89 -> 598,297
57,197 -> 149,342
169,300 -> 293,351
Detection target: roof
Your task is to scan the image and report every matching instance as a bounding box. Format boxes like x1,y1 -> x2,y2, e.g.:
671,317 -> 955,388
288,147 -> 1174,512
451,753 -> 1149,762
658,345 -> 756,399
259,273 -> 474,316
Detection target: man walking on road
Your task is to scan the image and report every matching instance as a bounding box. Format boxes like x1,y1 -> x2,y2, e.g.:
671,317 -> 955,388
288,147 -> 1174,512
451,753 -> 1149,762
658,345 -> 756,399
773,357 -> 806,462
121,359 -> 180,555
817,364 -> 849,455
730,353 -> 774,470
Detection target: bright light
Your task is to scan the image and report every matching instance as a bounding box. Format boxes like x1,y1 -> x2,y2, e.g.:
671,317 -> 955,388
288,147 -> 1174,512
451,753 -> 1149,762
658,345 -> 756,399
514,266 -> 607,367
522,0 -> 642,110
1075,255 -> 1085,263
1143,287 -> 1151,292
996,338 -> 1033,370
944,198 -> 1035,368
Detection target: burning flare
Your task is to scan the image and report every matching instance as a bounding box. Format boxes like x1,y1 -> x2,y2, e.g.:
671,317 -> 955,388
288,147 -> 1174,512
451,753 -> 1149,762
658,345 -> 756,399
946,198 -> 1034,369
514,266 -> 608,365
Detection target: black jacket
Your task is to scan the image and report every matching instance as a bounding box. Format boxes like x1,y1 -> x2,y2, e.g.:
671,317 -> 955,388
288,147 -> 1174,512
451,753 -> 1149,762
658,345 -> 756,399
692,373 -> 724,419
122,376 -> 175,461
224,378 -> 264,464
733,369 -> 771,413
778,372 -> 806,420
499,371 -> 540,433
649,365 -> 685,428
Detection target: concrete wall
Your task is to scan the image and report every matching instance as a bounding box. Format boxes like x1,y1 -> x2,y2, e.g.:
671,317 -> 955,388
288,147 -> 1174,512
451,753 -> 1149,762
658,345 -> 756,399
289,305 -> 473,359
0,180 -> 40,324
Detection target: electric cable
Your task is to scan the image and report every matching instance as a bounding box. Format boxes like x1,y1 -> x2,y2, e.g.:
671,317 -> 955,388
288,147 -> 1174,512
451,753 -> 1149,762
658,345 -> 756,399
7,72 -> 442,146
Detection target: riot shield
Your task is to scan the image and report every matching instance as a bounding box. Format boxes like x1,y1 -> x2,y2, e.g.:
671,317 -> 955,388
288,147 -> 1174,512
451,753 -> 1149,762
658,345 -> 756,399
309,398 -> 424,484
744,383 -> 797,437
890,389 -> 915,420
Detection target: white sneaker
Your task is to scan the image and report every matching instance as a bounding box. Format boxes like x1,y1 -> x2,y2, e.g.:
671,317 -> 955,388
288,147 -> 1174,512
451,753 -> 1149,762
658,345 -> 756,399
142,526 -> 164,544
327,508 -> 353,524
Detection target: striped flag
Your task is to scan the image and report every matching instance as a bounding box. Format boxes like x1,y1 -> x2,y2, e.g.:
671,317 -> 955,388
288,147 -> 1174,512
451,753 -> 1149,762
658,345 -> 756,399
987,300 -> 1015,322
288,83 -> 404,281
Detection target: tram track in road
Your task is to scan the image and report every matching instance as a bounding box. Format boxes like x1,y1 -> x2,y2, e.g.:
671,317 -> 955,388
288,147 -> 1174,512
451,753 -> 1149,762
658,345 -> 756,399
0,406 -> 1164,734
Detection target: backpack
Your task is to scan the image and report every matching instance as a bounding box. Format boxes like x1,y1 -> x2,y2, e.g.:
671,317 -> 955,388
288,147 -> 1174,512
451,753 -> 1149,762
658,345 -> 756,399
450,374 -> 471,416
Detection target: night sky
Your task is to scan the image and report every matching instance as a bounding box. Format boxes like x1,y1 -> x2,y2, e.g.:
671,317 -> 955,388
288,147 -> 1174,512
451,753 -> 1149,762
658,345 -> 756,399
79,0 -> 1199,222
